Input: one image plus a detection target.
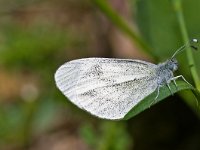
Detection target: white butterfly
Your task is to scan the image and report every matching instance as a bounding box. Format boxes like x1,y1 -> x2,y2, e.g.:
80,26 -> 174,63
55,39 -> 197,120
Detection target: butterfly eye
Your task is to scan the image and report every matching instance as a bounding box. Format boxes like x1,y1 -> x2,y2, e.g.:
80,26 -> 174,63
167,59 -> 178,71
173,64 -> 178,71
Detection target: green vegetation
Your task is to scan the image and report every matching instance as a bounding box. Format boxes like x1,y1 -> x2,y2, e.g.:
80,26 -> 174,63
0,0 -> 200,149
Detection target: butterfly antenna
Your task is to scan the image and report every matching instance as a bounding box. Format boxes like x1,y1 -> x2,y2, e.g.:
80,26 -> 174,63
171,39 -> 198,59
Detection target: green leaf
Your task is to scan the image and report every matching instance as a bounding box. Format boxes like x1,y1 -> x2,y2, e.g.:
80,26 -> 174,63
124,80 -> 200,120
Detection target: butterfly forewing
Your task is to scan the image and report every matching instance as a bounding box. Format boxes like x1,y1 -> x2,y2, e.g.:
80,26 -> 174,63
55,58 -> 158,120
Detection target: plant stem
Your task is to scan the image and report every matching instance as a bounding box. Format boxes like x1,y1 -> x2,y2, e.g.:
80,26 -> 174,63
173,0 -> 200,90
92,0 -> 155,58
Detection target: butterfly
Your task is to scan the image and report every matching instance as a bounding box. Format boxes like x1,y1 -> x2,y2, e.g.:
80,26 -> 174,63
55,39 -> 198,120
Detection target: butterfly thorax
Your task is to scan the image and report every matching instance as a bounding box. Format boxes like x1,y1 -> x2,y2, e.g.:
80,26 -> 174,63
156,58 -> 178,86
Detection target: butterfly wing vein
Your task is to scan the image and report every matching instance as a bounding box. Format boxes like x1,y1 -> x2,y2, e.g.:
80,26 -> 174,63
55,58 -> 158,119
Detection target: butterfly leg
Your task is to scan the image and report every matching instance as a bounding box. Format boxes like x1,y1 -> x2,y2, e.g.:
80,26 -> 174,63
172,75 -> 193,87
165,78 -> 173,95
154,86 -> 160,101
172,79 -> 178,90
173,76 -> 198,106
166,83 -> 173,95
149,86 -> 160,107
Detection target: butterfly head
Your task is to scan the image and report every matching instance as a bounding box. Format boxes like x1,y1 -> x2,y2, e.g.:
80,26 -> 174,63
167,58 -> 178,72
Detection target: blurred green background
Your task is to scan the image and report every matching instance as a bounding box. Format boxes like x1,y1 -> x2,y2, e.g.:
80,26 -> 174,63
0,0 -> 200,150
